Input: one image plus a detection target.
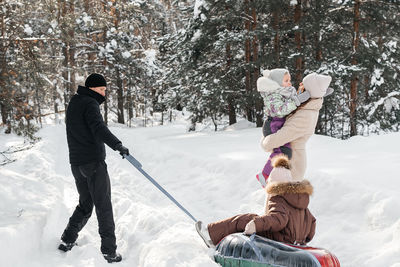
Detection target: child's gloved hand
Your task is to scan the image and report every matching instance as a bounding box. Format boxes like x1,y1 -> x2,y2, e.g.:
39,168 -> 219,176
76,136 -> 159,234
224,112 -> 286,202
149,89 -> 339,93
244,221 -> 256,235
324,87 -> 334,97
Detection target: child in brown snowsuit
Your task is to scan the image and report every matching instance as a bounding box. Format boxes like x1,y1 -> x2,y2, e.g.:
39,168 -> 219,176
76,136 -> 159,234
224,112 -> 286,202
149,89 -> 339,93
196,155 -> 316,248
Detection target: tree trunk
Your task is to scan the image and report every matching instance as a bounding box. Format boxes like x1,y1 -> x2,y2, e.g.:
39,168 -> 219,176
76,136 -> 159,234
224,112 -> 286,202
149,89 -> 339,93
244,0 -> 252,122
364,75 -> 369,102
227,96 -> 236,125
314,0 -> 323,133
225,9 -> 237,125
272,8 -> 280,66
101,2 -> 108,125
0,6 -> 7,127
315,0 -> 322,62
61,1 -> 73,110
84,0 -> 96,70
350,0 -> 360,136
69,1 -> 76,96
150,86 -> 156,116
211,115 -> 218,131
53,82 -> 59,122
62,42 -> 69,111
0,102 -> 6,125
35,82 -> 42,127
252,6 -> 263,127
294,0 -> 303,85
127,76 -> 133,127
0,2 -> 10,133
116,67 -> 124,124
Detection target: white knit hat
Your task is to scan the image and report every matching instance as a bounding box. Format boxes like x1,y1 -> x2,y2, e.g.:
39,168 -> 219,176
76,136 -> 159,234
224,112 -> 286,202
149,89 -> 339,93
268,155 -> 293,183
257,68 -> 289,94
302,73 -> 332,98
268,68 -> 289,86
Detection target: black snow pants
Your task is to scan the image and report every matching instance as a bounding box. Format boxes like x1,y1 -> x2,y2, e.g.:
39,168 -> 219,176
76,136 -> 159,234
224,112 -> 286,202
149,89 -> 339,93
61,160 -> 117,254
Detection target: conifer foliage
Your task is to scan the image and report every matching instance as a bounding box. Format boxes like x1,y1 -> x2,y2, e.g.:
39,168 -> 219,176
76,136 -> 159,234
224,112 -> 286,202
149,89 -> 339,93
0,0 -> 398,139
162,0 -> 400,136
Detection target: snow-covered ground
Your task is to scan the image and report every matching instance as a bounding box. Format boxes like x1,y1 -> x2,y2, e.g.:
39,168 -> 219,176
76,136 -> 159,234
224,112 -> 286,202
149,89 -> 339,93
0,120 -> 399,267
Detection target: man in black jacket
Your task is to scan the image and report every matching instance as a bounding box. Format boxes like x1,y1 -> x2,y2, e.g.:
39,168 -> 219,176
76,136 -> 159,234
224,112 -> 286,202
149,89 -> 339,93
58,73 -> 129,263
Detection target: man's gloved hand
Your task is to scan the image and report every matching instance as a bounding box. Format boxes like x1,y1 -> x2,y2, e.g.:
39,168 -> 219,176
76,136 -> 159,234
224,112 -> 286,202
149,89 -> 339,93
244,220 -> 256,235
115,143 -> 129,157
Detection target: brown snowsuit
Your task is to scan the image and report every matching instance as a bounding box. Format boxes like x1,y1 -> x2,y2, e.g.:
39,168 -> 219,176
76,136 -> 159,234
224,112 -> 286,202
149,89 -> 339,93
207,180 -> 316,246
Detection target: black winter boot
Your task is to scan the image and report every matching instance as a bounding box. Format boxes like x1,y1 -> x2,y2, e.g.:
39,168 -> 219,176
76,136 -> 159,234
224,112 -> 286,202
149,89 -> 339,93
103,252 -> 122,263
58,241 -> 77,252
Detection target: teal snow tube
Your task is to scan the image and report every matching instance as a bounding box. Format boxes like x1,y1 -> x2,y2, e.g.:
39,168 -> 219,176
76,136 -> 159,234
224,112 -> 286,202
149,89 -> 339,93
214,233 -> 338,267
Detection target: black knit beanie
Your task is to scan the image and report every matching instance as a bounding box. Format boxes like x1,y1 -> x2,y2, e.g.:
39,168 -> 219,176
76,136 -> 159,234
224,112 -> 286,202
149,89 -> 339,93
85,73 -> 107,88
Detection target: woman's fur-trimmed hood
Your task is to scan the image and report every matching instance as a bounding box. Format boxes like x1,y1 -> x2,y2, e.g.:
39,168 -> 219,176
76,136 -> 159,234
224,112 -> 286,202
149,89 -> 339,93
266,180 -> 313,210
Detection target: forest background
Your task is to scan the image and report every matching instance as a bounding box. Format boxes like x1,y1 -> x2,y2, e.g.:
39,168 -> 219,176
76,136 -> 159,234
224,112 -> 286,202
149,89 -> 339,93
0,0 -> 399,140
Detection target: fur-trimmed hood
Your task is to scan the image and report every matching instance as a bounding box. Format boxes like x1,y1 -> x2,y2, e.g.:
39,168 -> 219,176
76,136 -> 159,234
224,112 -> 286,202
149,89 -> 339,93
266,180 -> 313,210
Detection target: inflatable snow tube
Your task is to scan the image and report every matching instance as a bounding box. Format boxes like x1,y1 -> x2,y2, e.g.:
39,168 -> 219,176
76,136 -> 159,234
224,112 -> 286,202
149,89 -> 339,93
214,233 -> 340,267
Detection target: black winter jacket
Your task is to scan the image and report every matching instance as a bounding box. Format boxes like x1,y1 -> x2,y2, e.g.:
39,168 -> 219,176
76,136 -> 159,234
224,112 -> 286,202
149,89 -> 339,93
66,86 -> 121,165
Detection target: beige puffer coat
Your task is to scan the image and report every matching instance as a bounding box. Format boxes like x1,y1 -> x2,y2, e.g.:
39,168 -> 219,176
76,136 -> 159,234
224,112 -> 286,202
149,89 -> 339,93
261,98 -> 323,180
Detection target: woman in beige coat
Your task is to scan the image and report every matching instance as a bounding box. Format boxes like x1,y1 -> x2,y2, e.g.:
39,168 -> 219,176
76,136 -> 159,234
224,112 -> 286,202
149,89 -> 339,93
261,73 -> 333,181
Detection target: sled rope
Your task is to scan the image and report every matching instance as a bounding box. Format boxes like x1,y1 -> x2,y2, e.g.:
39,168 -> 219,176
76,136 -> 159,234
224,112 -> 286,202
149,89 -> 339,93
123,154 -> 197,223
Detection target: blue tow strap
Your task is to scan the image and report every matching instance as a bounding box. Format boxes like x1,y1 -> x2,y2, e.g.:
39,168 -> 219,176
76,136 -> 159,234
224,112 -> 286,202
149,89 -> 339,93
123,154 -> 198,223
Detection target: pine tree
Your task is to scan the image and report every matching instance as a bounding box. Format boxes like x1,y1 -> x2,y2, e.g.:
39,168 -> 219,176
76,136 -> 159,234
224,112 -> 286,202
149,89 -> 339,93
358,1 -> 400,134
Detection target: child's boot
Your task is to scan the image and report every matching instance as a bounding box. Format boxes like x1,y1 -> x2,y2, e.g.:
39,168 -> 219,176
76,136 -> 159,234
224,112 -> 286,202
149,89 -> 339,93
195,221 -> 215,248
256,172 -> 268,188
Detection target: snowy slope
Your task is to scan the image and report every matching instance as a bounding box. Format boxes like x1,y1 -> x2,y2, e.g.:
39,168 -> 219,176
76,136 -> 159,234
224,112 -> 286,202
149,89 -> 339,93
0,121 -> 399,267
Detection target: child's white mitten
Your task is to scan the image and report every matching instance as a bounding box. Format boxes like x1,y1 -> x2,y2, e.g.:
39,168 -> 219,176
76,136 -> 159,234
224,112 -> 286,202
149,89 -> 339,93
244,221 -> 256,235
